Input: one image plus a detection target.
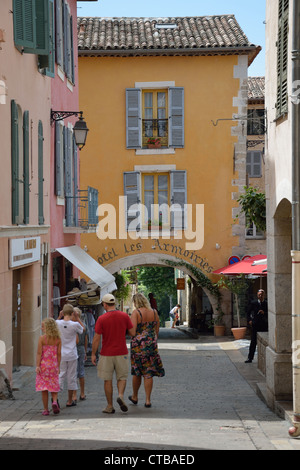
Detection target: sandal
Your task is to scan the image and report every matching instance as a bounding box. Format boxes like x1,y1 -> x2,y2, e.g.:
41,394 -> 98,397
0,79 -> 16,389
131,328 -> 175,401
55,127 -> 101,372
66,401 -> 77,407
144,403 -> 152,408
117,397 -> 128,412
42,410 -> 50,416
102,405 -> 115,414
128,395 -> 138,405
52,401 -> 60,414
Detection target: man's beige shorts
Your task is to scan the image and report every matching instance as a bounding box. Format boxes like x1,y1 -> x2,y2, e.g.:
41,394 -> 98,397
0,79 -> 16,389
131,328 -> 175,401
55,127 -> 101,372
97,355 -> 129,381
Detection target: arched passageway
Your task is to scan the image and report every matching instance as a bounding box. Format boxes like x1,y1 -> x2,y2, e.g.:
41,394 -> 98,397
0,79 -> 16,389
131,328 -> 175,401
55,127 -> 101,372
102,252 -> 218,330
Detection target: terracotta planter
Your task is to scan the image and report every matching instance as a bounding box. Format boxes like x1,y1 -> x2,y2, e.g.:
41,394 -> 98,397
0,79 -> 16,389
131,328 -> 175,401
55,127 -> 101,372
214,325 -> 226,336
147,143 -> 161,149
231,327 -> 247,340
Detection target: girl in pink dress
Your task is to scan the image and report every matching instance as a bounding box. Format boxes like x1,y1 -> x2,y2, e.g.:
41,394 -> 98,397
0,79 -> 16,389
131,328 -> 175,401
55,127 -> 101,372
36,318 -> 61,415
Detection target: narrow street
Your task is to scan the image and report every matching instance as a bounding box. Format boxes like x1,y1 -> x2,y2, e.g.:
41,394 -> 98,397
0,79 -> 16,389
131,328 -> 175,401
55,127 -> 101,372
0,329 -> 298,453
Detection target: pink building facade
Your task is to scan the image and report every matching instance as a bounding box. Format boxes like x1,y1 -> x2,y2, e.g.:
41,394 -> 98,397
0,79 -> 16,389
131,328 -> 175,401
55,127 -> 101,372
0,0 -> 97,383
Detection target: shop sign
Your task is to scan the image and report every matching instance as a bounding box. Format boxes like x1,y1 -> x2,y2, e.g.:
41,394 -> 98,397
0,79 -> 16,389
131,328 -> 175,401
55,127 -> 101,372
176,278 -> 185,290
9,237 -> 41,268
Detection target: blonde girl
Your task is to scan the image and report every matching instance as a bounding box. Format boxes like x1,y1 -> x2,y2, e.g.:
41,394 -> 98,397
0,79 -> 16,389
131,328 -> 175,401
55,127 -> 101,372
36,318 -> 61,415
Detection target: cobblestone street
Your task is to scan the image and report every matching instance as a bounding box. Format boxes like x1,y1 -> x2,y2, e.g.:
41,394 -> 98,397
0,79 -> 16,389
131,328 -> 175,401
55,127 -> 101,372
0,331 -> 299,454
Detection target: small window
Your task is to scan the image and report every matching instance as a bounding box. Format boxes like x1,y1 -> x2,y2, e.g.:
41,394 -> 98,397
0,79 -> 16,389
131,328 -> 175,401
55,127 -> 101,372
142,90 -> 168,148
142,173 -> 170,227
126,87 -> 184,149
246,218 -> 265,239
247,109 -> 265,135
246,151 -> 262,178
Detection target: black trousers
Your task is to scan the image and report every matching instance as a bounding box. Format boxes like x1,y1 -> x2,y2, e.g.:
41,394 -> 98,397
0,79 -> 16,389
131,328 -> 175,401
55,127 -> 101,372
248,324 -> 268,361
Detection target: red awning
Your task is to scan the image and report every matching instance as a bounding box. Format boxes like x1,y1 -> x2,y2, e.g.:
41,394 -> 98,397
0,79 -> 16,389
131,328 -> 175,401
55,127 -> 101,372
213,255 -> 267,276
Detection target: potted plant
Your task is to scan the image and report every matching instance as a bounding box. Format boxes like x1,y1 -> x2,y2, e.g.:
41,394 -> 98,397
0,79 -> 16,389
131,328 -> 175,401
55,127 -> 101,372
147,218 -> 163,230
217,275 -> 249,340
212,308 -> 226,336
147,137 -> 161,149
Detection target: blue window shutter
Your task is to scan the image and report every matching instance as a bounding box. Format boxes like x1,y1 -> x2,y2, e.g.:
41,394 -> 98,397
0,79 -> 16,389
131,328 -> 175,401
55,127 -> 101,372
55,121 -> 62,196
73,134 -> 78,226
23,110 -> 30,224
126,88 -> 141,149
169,87 -> 184,148
170,170 -> 187,229
70,15 -> 75,83
88,187 -> 98,226
11,100 -> 19,224
123,171 -> 140,230
38,120 -> 44,225
64,128 -> 73,226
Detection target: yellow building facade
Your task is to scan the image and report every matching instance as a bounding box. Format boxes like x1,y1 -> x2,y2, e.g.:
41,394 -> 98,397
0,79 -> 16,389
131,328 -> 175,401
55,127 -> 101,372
77,16 -> 260,330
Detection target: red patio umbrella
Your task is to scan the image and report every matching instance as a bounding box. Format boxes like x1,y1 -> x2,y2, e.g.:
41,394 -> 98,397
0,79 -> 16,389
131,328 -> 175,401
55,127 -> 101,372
213,254 -> 267,276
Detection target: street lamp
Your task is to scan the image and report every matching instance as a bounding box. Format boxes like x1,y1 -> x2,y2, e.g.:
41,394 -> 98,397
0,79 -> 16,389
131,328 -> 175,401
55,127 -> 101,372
50,110 -> 89,150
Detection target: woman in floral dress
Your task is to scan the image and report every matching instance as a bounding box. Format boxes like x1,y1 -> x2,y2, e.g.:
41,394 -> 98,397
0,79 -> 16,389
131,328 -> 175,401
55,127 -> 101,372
36,318 -> 61,415
129,293 -> 165,408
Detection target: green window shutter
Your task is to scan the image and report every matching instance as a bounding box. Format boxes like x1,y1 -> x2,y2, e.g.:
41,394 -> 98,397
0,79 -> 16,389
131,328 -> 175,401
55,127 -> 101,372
23,110 -> 30,224
277,0 -> 289,116
13,0 -> 36,50
38,121 -> 44,225
55,0 -> 63,66
35,0 -> 49,55
126,89 -> 142,149
13,0 -> 50,56
11,100 -> 19,225
39,0 -> 55,76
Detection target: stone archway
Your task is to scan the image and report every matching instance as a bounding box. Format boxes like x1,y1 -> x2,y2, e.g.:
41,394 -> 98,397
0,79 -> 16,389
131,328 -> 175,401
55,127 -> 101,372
102,253 -> 221,322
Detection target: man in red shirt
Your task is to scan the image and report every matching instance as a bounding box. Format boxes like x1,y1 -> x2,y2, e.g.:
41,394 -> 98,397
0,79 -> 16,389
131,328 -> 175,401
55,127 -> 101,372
92,293 -> 135,414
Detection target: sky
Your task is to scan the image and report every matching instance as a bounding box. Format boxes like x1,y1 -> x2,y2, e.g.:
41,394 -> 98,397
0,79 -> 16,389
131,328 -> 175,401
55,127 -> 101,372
77,0 -> 266,77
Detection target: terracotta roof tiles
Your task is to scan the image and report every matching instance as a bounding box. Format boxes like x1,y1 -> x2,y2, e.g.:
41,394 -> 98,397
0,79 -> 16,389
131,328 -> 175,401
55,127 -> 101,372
77,15 -> 261,62
248,77 -> 265,101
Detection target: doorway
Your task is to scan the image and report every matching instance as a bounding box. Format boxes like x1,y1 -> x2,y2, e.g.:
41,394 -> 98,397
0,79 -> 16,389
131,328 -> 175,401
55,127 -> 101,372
12,269 -> 21,369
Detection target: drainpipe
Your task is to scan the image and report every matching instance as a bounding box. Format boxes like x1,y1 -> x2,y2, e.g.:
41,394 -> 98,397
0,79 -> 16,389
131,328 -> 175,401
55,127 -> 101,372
289,0 -> 300,438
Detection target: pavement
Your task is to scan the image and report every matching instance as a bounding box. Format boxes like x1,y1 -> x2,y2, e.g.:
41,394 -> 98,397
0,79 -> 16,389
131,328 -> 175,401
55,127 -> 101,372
0,327 -> 299,453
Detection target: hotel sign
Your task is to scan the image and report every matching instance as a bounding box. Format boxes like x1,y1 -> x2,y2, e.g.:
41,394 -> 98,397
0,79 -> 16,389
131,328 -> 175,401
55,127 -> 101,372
9,237 -> 41,268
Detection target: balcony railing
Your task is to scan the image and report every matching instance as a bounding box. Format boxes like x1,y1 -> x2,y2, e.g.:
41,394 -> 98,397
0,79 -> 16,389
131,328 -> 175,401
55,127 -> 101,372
65,186 -> 98,230
142,119 -> 168,147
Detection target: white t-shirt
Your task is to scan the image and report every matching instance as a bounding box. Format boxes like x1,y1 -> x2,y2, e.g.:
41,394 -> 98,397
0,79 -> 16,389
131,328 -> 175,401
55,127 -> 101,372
56,319 -> 84,361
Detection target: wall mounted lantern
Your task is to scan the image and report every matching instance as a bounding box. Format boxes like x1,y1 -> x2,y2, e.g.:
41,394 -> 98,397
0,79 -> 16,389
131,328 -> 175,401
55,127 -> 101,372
50,110 -> 89,150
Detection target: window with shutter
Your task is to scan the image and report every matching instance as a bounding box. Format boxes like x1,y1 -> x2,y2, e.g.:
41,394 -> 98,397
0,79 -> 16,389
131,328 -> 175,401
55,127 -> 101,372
126,86 -> 184,149
13,0 -> 50,56
170,170 -> 187,229
277,0 -> 289,117
246,151 -> 262,178
55,121 -> 65,197
126,89 -> 142,149
123,172 -> 141,230
169,88 -> 184,148
11,100 -> 19,225
64,127 -> 74,226
39,0 -> 55,77
23,111 -> 30,224
38,121 -> 44,225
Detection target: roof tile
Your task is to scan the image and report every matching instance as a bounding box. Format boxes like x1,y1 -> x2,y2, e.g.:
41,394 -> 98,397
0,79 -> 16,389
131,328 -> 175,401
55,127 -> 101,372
77,15 -> 260,59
